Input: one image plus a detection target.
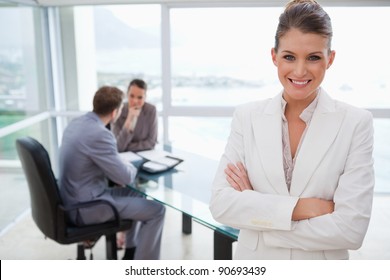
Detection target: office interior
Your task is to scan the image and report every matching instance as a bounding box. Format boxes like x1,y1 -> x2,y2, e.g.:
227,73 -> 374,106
0,0 -> 389,259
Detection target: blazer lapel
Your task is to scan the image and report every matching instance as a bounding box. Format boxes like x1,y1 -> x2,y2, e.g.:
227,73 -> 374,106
252,94 -> 289,195
290,90 -> 345,197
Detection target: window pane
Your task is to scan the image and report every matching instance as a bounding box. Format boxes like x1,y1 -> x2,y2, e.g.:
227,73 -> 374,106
0,167 -> 29,231
0,6 -> 48,124
170,7 -> 390,109
373,119 -> 390,193
323,7 -> 390,108
0,118 -> 54,231
171,7 -> 282,107
169,117 -> 231,160
69,5 -> 162,111
0,119 -> 53,160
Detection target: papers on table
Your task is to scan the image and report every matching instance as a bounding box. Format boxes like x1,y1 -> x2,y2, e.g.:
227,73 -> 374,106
118,151 -> 144,168
136,150 -> 183,173
119,151 -> 143,163
119,149 -> 183,173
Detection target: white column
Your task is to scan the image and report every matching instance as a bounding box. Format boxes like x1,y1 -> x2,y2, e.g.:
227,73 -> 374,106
74,6 -> 98,111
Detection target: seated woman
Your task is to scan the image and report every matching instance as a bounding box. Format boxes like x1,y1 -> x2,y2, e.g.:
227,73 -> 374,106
110,79 -> 158,250
111,79 -> 157,152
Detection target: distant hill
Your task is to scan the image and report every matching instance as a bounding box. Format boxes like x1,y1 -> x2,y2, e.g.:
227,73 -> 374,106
0,7 -> 159,50
0,9 -> 22,48
93,7 -> 160,50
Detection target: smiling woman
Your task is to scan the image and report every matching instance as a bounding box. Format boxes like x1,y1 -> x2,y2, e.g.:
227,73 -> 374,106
209,0 -> 375,260
272,28 -> 335,107
0,1 -> 389,267
78,3 -> 390,194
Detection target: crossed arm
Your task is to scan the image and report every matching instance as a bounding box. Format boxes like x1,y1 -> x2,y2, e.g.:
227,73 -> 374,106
224,162 -> 334,221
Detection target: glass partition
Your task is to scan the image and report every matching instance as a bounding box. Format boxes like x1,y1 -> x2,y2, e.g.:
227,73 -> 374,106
61,4 -> 162,111
373,118 -> 390,193
170,7 -> 281,107
0,119 -> 53,232
0,5 -> 48,124
323,7 -> 390,108
168,117 -> 231,160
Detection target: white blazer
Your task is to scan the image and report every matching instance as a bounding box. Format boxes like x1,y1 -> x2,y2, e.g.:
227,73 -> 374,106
209,89 -> 375,259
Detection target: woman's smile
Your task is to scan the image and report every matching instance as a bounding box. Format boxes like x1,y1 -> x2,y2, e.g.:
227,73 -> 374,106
289,79 -> 311,87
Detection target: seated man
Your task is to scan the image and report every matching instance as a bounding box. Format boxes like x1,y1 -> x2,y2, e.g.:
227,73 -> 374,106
58,86 -> 165,260
111,79 -> 157,152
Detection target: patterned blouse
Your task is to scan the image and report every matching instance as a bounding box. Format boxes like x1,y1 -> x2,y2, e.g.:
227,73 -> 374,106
281,92 -> 320,191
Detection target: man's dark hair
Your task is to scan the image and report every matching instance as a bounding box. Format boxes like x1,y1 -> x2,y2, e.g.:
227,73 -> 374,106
92,86 -> 124,116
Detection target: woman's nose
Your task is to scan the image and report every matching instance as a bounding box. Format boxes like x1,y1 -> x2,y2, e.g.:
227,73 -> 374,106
294,60 -> 307,77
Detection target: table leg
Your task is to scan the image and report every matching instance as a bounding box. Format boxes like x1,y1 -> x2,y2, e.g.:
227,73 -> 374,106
214,231 -> 236,260
182,213 -> 192,234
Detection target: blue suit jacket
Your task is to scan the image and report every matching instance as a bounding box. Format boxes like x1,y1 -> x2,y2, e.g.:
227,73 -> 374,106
58,112 -> 137,225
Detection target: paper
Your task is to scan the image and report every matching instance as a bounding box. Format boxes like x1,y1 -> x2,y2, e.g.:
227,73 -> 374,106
155,156 -> 180,166
119,151 -> 143,164
136,149 -> 183,173
141,161 -> 169,173
136,150 -> 170,161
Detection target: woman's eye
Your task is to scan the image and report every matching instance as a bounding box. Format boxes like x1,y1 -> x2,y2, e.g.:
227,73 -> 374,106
283,55 -> 295,61
308,55 -> 321,61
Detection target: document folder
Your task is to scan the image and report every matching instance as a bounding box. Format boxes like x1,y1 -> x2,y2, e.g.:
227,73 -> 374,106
118,151 -> 144,168
136,150 -> 183,173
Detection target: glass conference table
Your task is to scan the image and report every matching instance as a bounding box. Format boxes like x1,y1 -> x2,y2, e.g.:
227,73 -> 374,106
127,145 -> 239,260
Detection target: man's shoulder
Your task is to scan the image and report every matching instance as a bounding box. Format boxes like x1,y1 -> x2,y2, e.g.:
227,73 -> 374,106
68,113 -> 111,139
71,113 -> 100,129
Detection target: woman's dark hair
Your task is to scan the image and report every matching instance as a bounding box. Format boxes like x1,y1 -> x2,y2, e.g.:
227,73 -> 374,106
274,0 -> 333,52
92,86 -> 124,116
127,78 -> 148,92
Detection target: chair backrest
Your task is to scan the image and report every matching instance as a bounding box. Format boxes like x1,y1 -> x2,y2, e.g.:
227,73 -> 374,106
15,136 -> 62,240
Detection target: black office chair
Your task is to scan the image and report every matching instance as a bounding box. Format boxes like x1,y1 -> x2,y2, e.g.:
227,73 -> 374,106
15,136 -> 133,259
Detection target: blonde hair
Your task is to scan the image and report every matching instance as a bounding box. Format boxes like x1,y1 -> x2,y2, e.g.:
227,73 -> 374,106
274,0 -> 332,52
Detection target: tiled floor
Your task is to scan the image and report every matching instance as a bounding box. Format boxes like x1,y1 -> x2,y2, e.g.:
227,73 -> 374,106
0,168 -> 215,260
0,207 -> 215,260
0,169 -> 389,260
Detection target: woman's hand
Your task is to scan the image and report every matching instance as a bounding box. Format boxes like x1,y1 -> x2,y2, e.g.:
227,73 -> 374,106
224,161 -> 253,191
124,106 -> 141,131
225,162 -> 334,220
292,198 -> 334,221
128,106 -> 141,118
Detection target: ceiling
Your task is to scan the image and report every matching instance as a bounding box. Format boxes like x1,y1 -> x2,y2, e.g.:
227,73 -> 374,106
6,0 -> 285,6
4,0 -> 390,7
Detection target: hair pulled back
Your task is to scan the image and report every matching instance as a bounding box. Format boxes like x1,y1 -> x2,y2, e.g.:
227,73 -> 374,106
274,0 -> 333,52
